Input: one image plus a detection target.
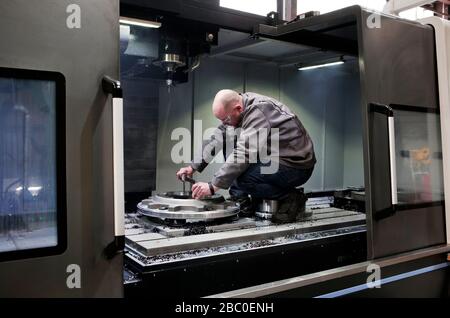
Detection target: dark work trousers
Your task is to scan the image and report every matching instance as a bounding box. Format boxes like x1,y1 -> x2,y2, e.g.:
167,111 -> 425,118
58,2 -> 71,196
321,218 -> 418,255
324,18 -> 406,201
229,162 -> 314,200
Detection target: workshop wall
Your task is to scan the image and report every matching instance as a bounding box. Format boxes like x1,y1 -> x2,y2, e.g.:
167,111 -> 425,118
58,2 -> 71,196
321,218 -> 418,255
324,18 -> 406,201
245,63 -> 280,100
192,58 -> 245,192
156,80 -> 194,193
280,61 -> 363,191
343,74 -> 364,188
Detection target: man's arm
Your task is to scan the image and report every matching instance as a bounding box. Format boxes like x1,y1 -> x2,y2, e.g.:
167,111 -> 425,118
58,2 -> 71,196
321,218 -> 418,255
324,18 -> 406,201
190,124 -> 227,172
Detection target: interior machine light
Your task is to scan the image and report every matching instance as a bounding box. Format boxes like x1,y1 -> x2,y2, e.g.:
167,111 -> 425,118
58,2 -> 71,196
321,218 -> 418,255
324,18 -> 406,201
298,56 -> 345,71
119,17 -> 161,29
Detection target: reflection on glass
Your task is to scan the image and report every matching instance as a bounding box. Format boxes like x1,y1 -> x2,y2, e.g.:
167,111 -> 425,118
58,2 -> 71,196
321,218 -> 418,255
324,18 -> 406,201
0,77 -> 57,253
395,110 -> 444,204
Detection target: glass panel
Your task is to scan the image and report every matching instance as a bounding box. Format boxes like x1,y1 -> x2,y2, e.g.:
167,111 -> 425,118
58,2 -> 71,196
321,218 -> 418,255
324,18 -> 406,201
0,77 -> 57,253
394,110 -> 444,204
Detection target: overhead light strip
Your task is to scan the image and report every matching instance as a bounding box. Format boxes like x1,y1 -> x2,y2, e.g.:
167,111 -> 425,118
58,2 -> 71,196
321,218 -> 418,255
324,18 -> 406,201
119,17 -> 161,29
298,60 -> 344,71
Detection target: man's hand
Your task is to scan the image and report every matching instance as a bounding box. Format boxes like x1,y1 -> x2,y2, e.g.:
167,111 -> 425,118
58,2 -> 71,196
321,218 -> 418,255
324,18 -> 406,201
192,182 -> 219,200
176,166 -> 194,180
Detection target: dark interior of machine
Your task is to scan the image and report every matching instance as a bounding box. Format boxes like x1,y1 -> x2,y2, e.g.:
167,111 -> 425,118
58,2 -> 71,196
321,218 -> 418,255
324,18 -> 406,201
120,14 -> 368,296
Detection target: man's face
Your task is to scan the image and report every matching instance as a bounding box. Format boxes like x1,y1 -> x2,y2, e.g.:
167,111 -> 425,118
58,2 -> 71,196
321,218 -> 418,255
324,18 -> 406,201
215,103 -> 243,127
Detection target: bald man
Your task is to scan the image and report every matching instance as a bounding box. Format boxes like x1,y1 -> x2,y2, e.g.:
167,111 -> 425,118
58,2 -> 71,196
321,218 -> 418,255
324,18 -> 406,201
176,90 -> 316,223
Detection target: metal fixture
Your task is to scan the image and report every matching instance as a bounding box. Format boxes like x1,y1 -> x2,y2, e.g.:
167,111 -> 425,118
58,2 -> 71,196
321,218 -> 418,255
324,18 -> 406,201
137,192 -> 239,223
255,200 -> 279,219
153,53 -> 186,86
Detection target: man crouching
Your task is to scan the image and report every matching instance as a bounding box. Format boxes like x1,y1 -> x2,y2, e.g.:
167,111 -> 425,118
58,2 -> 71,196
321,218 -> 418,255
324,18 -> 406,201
176,89 -> 316,223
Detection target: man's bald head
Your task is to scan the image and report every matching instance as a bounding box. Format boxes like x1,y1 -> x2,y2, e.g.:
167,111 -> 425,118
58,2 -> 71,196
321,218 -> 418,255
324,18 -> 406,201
212,89 -> 242,117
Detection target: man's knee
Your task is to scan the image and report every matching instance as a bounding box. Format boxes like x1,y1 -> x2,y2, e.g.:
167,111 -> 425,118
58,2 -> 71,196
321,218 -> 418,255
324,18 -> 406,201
229,181 -> 248,198
233,178 -> 256,194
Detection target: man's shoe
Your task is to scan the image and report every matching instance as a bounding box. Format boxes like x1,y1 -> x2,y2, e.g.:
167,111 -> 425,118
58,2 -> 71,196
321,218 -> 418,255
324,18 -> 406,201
228,195 -> 255,217
272,191 -> 308,224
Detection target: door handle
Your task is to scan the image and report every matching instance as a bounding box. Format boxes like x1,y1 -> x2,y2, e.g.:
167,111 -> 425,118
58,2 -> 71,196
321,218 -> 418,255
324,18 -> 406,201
102,76 -> 125,259
370,103 -> 398,220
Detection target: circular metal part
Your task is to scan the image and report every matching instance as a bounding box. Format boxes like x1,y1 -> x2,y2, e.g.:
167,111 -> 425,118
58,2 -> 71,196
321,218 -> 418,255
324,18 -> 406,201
137,192 -> 239,223
167,191 -> 192,199
160,191 -> 226,203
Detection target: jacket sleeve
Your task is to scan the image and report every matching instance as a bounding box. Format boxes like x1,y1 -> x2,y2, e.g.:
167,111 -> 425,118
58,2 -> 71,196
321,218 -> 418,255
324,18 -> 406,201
212,106 -> 270,189
190,124 -> 227,173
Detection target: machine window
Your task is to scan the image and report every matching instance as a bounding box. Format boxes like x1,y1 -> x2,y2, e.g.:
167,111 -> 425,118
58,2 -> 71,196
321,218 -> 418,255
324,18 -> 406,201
0,68 -> 65,258
395,110 -> 444,204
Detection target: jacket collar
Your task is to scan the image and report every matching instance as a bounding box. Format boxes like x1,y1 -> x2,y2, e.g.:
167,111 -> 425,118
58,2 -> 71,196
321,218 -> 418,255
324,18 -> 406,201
237,93 -> 250,127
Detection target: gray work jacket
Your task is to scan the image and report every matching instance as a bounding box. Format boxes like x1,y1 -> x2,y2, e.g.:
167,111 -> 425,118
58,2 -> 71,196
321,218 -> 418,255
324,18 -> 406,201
191,92 -> 316,189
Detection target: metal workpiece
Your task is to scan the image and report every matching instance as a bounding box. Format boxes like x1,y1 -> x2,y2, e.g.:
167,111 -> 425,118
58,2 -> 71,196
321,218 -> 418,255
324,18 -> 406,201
137,192 -> 240,222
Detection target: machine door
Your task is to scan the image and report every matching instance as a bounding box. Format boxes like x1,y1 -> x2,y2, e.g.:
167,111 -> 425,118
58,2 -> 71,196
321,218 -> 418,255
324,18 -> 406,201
368,103 -> 445,258
0,1 -> 123,297
361,10 -> 446,259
